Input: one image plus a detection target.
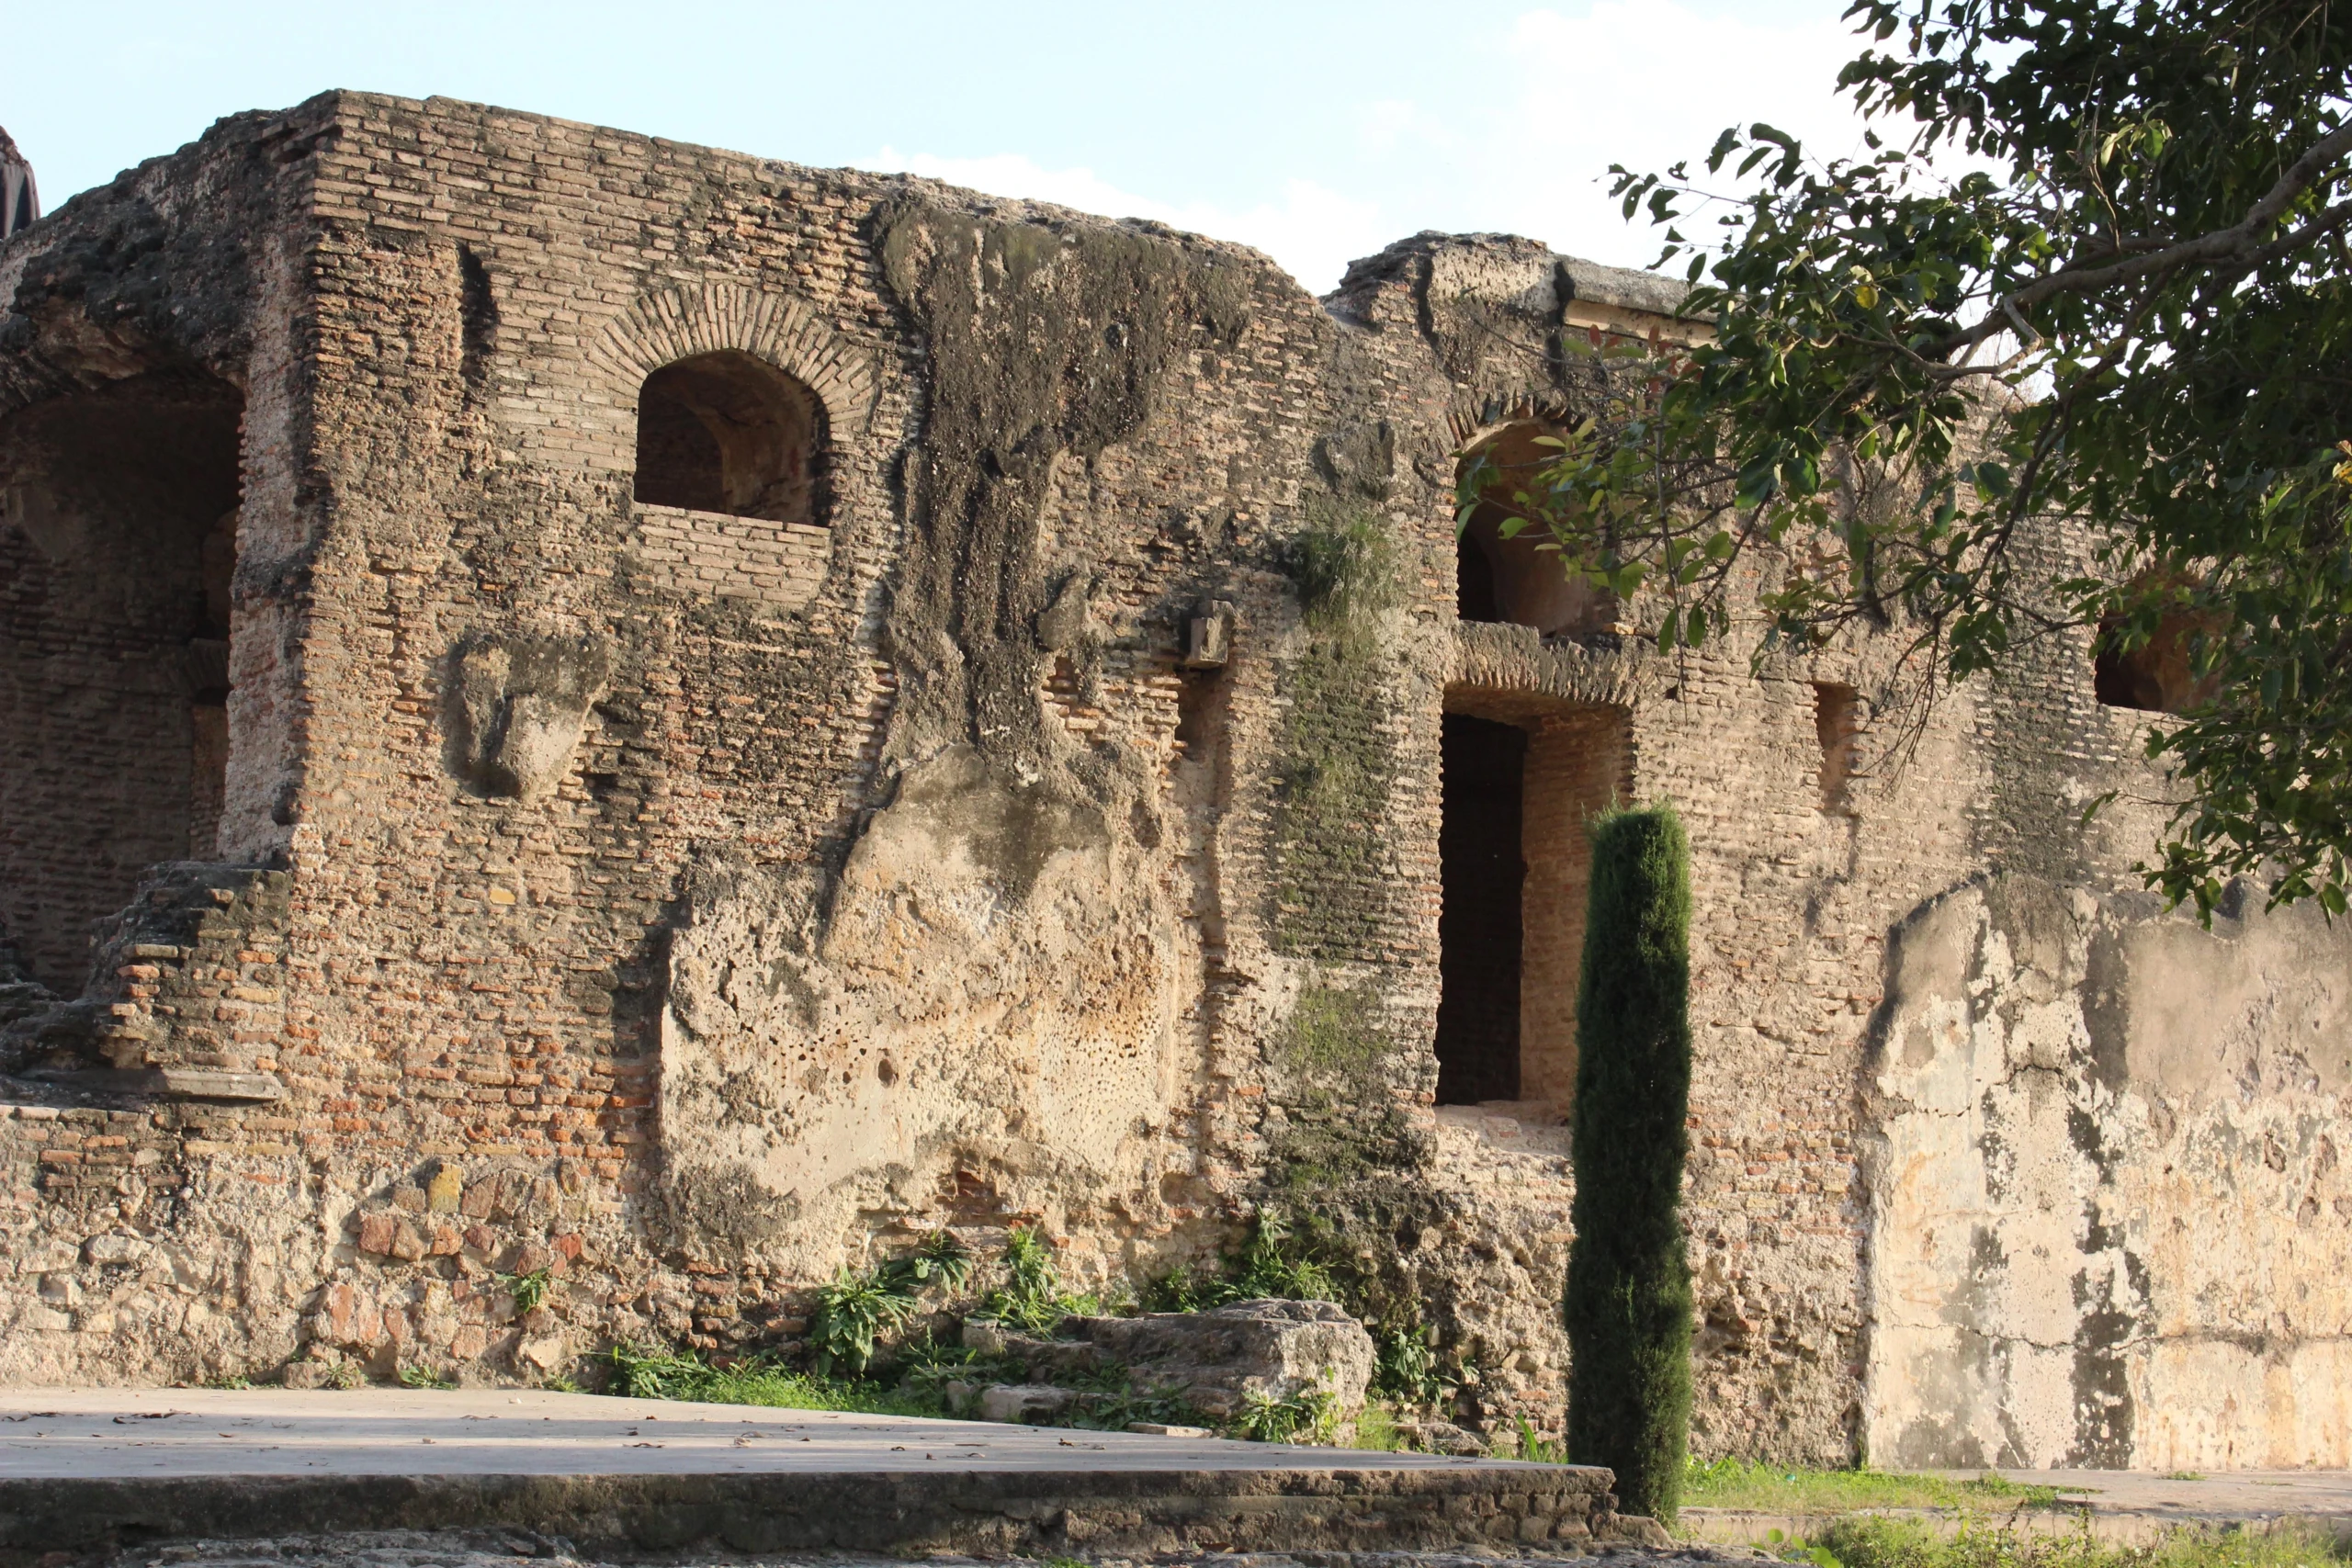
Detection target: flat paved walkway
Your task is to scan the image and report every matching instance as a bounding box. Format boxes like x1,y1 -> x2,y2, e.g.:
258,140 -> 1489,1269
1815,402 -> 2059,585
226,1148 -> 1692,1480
0,1385 -> 1501,1479
1684,1466 -> 2352,1547
1960,1468 -> 2352,1527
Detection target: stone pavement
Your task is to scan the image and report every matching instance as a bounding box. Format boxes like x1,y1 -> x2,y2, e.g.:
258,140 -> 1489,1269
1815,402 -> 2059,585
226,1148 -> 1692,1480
0,1387 -> 1637,1562
69,1542 -> 1768,1568
0,1385 -> 1484,1479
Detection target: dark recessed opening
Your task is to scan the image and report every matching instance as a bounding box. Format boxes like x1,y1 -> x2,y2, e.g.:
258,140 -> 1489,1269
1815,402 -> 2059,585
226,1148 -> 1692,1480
1814,682 -> 1859,814
634,349 -> 826,524
1435,713 -> 1527,1105
0,369 -> 243,991
1454,422 -> 1615,637
2094,613 -> 2216,714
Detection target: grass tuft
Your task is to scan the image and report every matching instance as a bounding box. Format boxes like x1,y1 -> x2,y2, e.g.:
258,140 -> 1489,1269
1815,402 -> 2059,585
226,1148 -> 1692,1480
1686,1458 -> 2082,1513
601,1344 -> 943,1418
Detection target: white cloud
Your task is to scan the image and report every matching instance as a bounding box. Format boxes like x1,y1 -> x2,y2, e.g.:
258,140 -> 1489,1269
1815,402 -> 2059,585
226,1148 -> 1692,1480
1464,2 -> 1878,269
862,5 -> 1894,294
857,148 -> 1388,299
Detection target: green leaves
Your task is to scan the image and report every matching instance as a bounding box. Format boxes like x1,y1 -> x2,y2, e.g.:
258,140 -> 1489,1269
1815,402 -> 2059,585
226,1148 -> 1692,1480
809,1264 -> 919,1377
1551,0 -> 2352,915
810,1229 -> 977,1375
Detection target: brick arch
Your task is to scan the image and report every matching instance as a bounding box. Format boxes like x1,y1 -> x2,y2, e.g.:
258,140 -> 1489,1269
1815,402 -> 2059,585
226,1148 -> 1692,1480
589,283 -> 877,440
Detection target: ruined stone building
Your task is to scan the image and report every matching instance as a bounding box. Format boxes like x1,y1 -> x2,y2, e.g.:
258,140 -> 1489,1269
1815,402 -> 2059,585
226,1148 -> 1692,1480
2,94 -> 2346,1470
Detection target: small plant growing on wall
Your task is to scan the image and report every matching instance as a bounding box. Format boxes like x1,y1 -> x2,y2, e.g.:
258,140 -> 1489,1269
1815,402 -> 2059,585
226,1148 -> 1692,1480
1564,804 -> 1694,1525
808,1229 -> 973,1376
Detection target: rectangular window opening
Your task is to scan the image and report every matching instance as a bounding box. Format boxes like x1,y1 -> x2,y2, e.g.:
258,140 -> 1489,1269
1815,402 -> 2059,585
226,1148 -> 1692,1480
1814,682 -> 1860,815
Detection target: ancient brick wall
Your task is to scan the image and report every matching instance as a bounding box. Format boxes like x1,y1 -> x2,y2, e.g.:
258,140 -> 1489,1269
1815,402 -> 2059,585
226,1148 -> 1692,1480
0,96 -> 2346,1470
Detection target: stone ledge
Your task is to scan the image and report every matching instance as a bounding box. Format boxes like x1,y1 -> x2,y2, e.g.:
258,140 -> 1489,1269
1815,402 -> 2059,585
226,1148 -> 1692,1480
4,1066 -> 285,1102
0,1467 -> 1645,1562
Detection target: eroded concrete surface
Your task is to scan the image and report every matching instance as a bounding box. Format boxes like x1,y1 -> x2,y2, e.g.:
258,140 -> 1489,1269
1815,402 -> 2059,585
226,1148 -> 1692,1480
1865,877 -> 2352,1471
0,1386 -> 1484,1477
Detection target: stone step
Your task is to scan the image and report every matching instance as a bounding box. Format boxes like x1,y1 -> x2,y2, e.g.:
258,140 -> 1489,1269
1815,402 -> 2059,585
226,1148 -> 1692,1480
0,1387 -> 1656,1560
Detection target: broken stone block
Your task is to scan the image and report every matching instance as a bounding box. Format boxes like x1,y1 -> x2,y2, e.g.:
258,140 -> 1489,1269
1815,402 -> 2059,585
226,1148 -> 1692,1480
978,1382 -> 1077,1423
356,1213 -> 398,1255
388,1218 -> 428,1262
425,1163 -> 464,1213
959,1317 -> 1107,1382
390,1184 -> 427,1213
280,1360 -> 334,1390
83,1233 -> 153,1268
517,1331 -> 568,1371
1060,1298 -> 1376,1419
1398,1417 -> 1490,1456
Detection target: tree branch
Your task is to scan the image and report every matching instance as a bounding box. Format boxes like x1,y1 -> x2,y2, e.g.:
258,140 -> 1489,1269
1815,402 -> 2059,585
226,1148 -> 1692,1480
1933,117 -> 2352,358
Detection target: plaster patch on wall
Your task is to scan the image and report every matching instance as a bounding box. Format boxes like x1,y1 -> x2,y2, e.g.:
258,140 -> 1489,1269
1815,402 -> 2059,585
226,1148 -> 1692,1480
1864,875 -> 2352,1470
657,746 -> 1193,1273
446,633 -> 612,802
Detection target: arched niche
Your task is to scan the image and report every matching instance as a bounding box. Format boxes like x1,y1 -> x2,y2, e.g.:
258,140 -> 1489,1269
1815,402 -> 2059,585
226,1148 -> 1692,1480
1455,421 -> 1616,637
634,348 -> 827,525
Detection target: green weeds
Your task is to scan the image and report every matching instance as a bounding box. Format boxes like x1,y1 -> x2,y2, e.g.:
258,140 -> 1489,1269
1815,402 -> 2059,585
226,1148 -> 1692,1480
975,1225 -> 1100,1336
500,1267 -> 554,1315
1233,1383 -> 1340,1444
1788,1515 -> 2351,1568
1372,1323 -> 1442,1403
600,1343 -> 941,1418
808,1265 -> 920,1376
1686,1458 -> 2077,1515
808,1229 -> 972,1374
1514,1415 -> 1567,1464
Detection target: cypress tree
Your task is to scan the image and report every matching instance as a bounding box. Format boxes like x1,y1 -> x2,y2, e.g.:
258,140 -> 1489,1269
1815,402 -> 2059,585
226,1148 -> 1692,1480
1565,803 -> 1694,1524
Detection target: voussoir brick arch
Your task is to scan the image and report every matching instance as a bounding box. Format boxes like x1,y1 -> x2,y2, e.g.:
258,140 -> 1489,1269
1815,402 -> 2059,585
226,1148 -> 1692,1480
585,283 -> 878,445
577,284 -> 880,610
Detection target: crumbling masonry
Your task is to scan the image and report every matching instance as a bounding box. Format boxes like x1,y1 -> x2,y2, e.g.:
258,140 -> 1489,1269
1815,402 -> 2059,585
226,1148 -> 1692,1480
2,94 -> 2347,1469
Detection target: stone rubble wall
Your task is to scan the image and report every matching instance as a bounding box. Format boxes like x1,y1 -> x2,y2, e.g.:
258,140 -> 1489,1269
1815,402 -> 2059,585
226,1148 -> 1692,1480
0,93 -> 2344,1470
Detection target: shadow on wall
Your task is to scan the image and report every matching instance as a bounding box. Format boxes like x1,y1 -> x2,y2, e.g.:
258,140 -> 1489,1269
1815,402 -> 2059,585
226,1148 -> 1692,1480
0,369 -> 243,993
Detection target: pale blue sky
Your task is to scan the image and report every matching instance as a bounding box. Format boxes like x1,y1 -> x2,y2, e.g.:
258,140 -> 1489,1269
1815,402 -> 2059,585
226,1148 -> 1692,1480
9,1 -> 1874,291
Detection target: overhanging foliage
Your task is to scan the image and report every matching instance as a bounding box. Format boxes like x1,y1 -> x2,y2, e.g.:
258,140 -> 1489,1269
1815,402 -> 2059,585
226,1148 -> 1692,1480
1481,0 -> 2352,916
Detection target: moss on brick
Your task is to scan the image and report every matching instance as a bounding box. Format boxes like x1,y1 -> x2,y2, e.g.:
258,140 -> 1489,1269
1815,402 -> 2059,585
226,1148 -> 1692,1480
1270,502 -> 1400,961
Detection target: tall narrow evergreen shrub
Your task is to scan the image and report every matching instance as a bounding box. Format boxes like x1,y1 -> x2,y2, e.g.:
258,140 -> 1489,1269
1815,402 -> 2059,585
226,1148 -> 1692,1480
1565,804 -> 1694,1525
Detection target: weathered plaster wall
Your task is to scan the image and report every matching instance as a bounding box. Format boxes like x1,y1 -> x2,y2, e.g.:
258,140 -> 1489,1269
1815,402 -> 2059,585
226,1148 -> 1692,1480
1866,875 -> 2352,1470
